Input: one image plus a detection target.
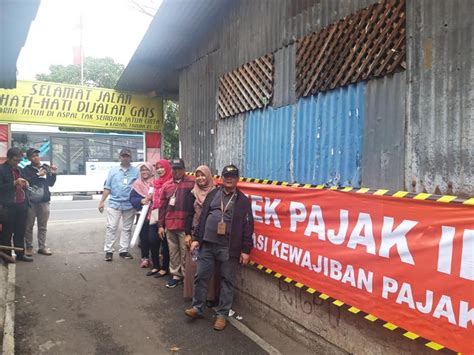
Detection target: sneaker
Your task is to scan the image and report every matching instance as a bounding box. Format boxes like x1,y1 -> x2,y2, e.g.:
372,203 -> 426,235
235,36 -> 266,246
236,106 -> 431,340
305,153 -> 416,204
140,258 -> 149,268
104,252 -> 113,261
165,278 -> 182,288
185,307 -> 203,319
213,316 -> 227,331
119,252 -> 133,260
25,247 -> 33,256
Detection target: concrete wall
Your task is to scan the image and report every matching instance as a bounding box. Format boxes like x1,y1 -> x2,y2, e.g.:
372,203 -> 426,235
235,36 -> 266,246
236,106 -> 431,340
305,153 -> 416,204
234,266 -> 433,354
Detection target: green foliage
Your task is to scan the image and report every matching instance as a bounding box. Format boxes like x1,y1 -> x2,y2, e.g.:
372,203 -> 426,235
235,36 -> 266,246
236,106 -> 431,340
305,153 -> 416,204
36,57 -> 124,89
36,57 -> 132,133
162,101 -> 179,159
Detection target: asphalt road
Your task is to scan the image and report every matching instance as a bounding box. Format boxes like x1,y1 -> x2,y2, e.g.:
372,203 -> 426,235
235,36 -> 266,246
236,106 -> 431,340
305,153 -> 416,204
49,199 -> 105,222
14,200 -> 267,355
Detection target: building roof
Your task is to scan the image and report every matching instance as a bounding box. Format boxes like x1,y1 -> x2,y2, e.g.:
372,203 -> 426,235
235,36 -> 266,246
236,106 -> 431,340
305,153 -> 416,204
0,0 -> 41,89
116,0 -> 232,96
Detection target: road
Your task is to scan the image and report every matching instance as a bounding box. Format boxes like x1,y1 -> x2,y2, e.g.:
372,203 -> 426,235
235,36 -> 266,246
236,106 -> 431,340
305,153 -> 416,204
49,199 -> 105,222
14,200 -> 268,355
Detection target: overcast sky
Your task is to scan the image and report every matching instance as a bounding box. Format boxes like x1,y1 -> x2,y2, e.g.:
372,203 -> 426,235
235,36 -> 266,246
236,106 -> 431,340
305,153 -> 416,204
17,0 -> 161,80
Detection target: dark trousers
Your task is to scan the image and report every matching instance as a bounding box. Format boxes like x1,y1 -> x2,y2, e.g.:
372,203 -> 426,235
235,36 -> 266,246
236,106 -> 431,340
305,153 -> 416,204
140,221 -> 151,259
0,203 -> 28,256
149,224 -> 169,271
192,242 -> 239,317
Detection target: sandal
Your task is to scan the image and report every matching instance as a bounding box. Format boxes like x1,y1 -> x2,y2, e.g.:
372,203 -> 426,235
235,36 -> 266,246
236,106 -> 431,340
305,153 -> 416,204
146,269 -> 159,276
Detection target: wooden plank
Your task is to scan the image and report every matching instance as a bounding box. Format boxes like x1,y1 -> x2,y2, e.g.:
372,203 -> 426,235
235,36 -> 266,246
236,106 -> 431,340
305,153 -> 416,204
297,26 -> 331,96
362,1 -> 405,79
303,23 -> 339,96
339,2 -> 388,87
236,67 -> 264,107
219,78 -> 239,116
220,77 -> 244,115
227,72 -> 254,111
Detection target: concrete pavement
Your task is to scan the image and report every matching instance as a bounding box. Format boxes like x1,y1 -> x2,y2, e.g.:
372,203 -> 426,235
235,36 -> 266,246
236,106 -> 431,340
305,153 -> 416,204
14,202 -> 268,354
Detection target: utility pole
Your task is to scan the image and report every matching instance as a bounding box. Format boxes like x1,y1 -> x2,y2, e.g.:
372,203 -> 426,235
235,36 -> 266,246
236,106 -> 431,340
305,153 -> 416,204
80,13 -> 84,86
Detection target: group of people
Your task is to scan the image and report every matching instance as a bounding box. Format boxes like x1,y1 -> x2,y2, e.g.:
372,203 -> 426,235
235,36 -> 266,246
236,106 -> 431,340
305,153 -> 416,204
99,149 -> 254,331
0,147 -> 56,263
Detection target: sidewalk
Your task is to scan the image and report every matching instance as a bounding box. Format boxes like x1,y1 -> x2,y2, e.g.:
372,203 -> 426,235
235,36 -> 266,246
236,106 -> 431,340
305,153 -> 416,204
0,262 -> 16,355
14,219 -> 268,354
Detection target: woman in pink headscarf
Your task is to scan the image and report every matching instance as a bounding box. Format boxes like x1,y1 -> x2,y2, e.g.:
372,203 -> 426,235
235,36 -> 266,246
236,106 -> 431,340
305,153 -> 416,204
130,162 -> 155,268
146,159 -> 172,277
183,165 -> 219,302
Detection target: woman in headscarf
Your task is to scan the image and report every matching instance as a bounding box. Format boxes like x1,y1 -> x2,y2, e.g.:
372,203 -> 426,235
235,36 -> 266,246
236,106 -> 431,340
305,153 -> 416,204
183,165 -> 218,301
129,162 -> 155,268
146,159 -> 172,277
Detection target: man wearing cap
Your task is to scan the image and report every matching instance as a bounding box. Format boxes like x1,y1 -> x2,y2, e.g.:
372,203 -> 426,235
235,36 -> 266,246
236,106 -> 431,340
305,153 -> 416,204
185,164 -> 254,331
23,148 -> 57,256
99,148 -> 139,261
158,158 -> 195,288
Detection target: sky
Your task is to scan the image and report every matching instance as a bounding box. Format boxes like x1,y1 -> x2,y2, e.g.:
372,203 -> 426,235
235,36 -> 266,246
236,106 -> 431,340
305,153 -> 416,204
17,0 -> 161,80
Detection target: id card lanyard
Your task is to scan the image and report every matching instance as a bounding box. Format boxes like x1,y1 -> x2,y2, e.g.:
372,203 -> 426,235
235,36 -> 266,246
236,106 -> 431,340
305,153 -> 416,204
122,169 -> 129,185
217,191 -> 235,236
169,181 -> 181,206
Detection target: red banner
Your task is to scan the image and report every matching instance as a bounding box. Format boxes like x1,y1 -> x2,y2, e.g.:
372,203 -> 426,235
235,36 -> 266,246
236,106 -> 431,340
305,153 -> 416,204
238,182 -> 474,353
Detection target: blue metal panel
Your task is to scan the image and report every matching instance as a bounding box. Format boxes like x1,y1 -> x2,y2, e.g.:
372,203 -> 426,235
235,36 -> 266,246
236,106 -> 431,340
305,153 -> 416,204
244,105 -> 293,181
294,82 -> 365,187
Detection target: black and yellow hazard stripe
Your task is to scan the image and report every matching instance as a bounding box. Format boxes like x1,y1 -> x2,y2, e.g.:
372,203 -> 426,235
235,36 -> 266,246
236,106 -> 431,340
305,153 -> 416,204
186,171 -> 472,205
186,172 -> 470,352
235,175 -> 473,206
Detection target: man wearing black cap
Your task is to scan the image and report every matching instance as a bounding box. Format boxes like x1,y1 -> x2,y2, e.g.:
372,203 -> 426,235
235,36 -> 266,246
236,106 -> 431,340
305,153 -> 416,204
158,158 -> 195,288
98,148 -> 139,261
23,148 -> 57,256
185,164 -> 254,331
0,147 -> 33,262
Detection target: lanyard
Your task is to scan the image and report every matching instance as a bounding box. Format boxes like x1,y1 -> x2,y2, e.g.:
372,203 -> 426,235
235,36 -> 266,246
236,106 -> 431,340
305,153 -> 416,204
220,190 -> 235,222
171,180 -> 181,198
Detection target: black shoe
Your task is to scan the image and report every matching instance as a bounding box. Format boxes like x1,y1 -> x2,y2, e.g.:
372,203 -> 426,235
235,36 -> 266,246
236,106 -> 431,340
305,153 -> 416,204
104,252 -> 113,261
16,254 -> 33,262
119,252 -> 133,260
206,300 -> 217,308
146,269 -> 159,276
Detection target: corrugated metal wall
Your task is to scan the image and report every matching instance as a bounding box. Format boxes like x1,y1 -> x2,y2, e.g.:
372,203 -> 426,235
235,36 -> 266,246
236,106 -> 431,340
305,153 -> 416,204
179,53 -> 217,171
406,0 -> 473,197
216,114 -> 245,175
244,105 -> 293,181
179,0 -> 378,173
244,82 -> 365,186
294,82 -> 365,187
177,0 -> 473,196
362,72 -> 406,190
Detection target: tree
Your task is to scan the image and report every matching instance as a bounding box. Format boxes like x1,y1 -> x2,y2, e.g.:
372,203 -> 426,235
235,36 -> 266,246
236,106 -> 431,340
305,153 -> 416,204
162,101 -> 179,159
36,57 -> 124,89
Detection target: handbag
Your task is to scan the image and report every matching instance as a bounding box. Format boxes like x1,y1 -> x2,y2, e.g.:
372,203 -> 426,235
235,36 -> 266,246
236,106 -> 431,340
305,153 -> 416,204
149,208 -> 159,225
29,185 -> 45,203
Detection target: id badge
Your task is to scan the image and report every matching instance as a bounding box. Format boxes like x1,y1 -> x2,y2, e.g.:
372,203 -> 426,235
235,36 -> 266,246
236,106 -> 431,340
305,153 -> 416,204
217,221 -> 226,236
169,196 -> 176,206
123,178 -> 128,184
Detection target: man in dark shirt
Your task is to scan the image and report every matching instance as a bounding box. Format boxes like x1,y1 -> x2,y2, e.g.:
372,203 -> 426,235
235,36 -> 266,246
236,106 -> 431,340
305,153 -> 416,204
23,148 -> 57,256
185,165 -> 254,331
0,147 -> 33,262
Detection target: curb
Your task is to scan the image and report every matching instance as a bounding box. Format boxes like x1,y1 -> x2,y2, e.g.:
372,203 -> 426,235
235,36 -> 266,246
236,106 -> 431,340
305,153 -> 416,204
51,194 -> 102,202
2,263 -> 15,355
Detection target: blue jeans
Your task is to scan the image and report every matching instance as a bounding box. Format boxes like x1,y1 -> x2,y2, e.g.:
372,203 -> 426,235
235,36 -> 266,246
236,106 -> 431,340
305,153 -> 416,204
192,242 -> 239,317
